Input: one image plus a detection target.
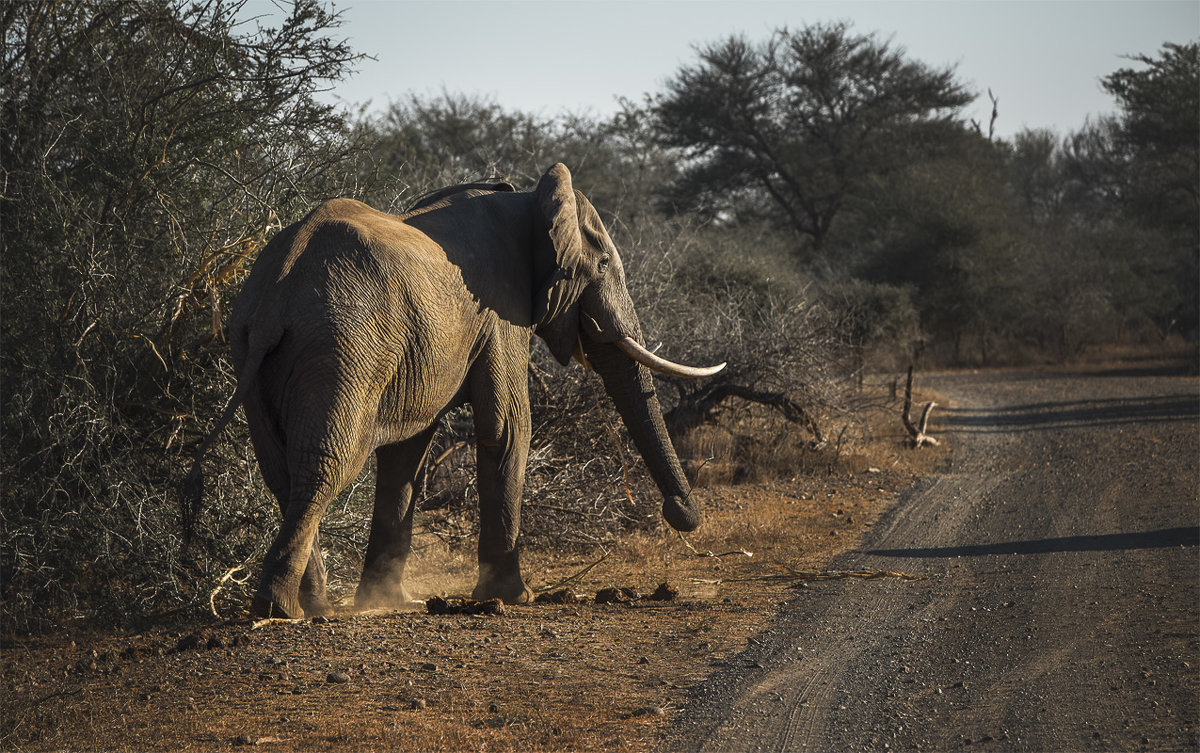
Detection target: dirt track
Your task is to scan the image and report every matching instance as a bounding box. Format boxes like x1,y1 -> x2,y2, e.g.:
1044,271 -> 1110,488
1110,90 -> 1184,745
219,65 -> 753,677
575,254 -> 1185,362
666,363 -> 1199,752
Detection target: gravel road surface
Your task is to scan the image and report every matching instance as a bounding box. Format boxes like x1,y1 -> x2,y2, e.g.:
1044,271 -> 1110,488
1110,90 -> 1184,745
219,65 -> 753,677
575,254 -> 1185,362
667,363 -> 1199,752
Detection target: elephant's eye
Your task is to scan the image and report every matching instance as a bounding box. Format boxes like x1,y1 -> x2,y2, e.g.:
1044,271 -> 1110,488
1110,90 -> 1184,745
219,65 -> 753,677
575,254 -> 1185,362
598,255 -> 611,273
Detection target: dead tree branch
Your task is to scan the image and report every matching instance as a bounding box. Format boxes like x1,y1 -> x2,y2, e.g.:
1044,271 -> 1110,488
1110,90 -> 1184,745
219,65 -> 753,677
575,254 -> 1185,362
901,365 -> 939,447
666,382 -> 827,446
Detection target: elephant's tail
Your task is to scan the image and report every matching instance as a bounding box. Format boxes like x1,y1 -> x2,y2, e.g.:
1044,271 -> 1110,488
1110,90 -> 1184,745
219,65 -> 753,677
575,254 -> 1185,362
181,323 -> 281,550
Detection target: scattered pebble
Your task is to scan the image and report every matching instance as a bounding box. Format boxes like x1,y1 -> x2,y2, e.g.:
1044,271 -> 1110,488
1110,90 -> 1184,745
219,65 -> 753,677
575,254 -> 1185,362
234,734 -> 253,746
326,672 -> 349,684
410,698 -> 427,710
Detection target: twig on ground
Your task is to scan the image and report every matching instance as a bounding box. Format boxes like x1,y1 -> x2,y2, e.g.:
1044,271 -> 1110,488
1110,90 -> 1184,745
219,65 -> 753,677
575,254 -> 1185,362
538,547 -> 610,593
209,565 -> 251,619
676,531 -> 754,559
251,617 -> 299,630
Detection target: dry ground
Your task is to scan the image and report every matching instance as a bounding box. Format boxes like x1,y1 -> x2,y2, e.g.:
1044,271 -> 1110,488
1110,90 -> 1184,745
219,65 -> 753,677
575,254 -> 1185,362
1,389 -> 946,752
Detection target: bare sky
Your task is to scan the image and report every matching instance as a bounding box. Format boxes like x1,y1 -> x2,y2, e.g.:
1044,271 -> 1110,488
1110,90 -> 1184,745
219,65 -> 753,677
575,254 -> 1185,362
253,0 -> 1199,139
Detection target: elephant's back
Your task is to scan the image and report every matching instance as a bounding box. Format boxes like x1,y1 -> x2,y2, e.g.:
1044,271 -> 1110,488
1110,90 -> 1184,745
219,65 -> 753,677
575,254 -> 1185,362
232,196 -> 477,382
279,199 -> 440,277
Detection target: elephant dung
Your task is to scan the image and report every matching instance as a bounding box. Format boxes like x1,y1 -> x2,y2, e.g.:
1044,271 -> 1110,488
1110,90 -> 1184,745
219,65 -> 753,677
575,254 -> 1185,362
595,587 -> 642,605
533,589 -> 586,605
595,583 -> 678,605
425,596 -> 506,617
647,583 -> 679,602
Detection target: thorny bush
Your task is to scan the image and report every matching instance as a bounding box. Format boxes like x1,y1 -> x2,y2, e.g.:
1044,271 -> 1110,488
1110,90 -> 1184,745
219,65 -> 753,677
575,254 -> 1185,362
1,4 -> 850,631
1,0 -> 373,631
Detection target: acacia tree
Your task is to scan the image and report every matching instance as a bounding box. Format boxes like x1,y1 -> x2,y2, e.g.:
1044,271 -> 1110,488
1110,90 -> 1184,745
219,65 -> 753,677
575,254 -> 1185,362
653,23 -> 973,257
357,93 -> 680,225
1102,42 -> 1199,334
1052,42 -> 1199,337
1102,42 -> 1199,239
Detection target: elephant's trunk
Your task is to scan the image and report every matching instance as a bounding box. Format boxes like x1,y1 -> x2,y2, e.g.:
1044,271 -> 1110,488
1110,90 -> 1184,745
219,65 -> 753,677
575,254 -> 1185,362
583,339 -> 700,532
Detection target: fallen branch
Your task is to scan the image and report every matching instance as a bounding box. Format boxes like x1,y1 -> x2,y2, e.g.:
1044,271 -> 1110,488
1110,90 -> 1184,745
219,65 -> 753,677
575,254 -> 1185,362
667,382 -> 827,447
901,365 -> 939,447
677,531 -> 754,559
538,547 -> 611,594
251,617 -> 300,630
209,565 -> 251,619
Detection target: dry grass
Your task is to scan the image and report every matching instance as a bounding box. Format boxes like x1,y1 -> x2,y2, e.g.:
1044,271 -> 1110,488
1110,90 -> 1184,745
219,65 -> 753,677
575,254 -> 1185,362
1,384 -> 948,752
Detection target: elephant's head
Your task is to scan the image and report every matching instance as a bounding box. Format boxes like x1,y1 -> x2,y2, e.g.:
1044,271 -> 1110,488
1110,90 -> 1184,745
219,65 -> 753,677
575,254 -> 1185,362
531,163 -> 724,532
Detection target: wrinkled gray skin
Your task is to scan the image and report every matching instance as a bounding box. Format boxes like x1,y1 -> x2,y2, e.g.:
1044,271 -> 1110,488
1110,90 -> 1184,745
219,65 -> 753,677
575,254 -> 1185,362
215,163 -> 702,619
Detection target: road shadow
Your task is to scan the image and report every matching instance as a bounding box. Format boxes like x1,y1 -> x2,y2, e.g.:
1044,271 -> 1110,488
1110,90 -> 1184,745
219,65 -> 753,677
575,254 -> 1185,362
866,526 -> 1200,558
940,393 -> 1199,433
1077,361 -> 1198,379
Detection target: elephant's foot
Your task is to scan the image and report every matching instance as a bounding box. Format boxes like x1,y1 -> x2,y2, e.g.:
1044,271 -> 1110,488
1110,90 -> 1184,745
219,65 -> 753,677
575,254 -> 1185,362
472,562 -> 532,605
251,594 -> 304,620
300,589 -> 334,617
252,581 -> 305,620
355,578 -> 414,610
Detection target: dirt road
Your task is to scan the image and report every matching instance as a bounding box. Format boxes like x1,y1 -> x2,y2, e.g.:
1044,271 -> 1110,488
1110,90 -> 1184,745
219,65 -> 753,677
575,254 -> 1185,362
667,364 -> 1199,752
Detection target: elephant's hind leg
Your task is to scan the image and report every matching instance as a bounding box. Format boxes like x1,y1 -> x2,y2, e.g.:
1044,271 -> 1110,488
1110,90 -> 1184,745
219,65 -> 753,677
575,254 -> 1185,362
298,539 -> 333,616
253,411 -> 373,620
356,428 -> 437,610
254,477 -> 350,619
247,405 -> 334,618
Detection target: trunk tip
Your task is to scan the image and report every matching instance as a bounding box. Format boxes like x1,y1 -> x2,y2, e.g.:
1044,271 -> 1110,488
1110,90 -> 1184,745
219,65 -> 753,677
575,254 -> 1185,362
663,495 -> 701,532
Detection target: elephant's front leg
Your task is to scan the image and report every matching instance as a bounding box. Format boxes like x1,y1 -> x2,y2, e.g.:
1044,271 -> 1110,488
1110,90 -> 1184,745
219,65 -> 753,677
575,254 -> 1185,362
469,352 -> 533,604
357,429 -> 437,609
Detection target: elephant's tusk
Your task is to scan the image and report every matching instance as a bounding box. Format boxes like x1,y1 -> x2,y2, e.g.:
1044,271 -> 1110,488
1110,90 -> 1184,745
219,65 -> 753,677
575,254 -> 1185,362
615,336 -> 726,379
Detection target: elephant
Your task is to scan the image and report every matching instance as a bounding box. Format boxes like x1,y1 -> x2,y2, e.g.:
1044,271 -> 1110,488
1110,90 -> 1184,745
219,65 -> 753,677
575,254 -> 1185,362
185,163 -> 724,619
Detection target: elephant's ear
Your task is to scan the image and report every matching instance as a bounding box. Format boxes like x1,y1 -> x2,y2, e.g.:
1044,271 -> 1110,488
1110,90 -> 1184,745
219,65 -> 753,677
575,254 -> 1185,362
533,163 -> 587,365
